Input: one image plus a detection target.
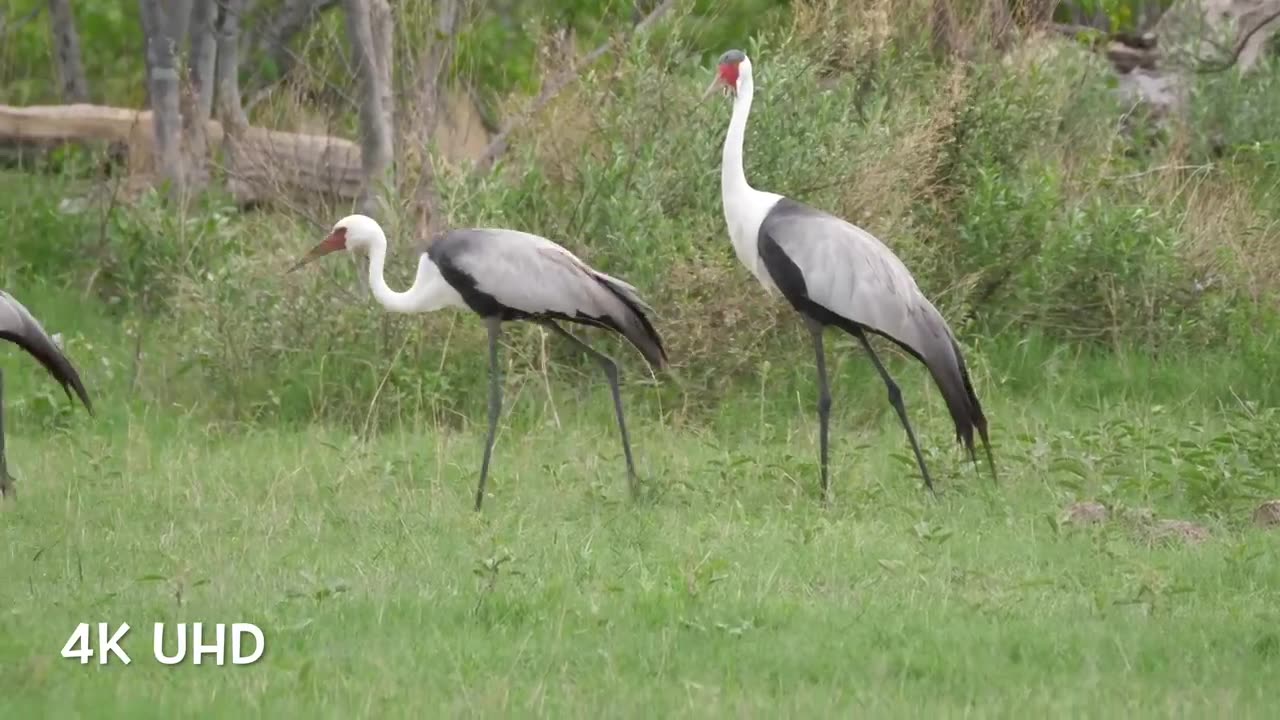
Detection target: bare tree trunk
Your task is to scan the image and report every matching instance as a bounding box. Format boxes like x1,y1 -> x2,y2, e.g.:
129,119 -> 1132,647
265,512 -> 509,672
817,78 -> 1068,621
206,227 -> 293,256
343,0 -> 395,218
415,0 -> 459,142
167,0 -> 194,43
215,0 -> 248,130
180,0 -> 218,187
47,0 -> 89,102
188,0 -> 218,121
139,0 -> 185,196
412,0 -> 461,239
215,0 -> 250,202
370,1 -> 393,149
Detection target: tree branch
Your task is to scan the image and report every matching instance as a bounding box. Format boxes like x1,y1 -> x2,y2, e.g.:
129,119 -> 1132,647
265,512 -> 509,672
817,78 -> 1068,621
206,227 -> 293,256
1049,22 -> 1108,40
1,6 -> 45,40
242,0 -> 338,93
1196,6 -> 1280,73
471,0 -> 675,175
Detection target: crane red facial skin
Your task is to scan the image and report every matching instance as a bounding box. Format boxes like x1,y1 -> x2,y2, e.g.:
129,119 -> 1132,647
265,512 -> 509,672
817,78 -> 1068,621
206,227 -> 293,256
701,55 -> 744,100
718,61 -> 740,89
287,226 -> 348,273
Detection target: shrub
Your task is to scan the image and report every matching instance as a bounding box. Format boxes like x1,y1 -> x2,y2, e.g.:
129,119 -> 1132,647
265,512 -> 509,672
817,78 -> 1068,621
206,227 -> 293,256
5,4 -> 1280,430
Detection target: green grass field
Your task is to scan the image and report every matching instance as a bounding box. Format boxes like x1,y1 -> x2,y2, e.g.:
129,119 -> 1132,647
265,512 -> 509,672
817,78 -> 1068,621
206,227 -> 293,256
3,313 -> 1279,716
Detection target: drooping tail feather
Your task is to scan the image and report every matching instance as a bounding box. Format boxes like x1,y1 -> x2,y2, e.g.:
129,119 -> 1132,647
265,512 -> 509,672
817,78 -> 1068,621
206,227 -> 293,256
593,274 -> 669,371
0,291 -> 93,414
943,337 -> 997,482
860,318 -> 992,480
0,328 -> 92,413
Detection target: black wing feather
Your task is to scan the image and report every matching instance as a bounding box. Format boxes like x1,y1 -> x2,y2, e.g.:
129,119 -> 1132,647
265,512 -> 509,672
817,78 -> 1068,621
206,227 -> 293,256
0,291 -> 93,414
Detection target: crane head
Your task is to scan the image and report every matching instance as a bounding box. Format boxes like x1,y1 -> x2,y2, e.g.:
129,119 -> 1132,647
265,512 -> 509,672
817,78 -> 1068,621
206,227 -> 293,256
286,215 -> 385,274
701,49 -> 749,101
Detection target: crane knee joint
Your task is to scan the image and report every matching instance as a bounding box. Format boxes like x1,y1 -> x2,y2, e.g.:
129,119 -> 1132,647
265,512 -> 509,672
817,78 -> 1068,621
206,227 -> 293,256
885,383 -> 902,405
596,356 -> 619,379
817,393 -> 832,414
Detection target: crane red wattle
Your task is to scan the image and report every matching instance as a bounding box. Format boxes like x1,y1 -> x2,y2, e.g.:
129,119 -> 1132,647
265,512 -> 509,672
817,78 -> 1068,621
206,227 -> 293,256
718,60 -> 739,87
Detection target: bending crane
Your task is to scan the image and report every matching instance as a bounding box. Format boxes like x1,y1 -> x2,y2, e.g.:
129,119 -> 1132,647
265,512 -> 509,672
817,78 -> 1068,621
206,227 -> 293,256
289,215 -> 668,510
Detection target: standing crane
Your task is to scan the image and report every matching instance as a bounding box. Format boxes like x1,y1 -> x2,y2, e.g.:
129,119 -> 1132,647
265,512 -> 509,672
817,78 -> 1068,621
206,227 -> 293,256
288,215 -> 668,511
702,50 -> 995,500
0,290 -> 94,499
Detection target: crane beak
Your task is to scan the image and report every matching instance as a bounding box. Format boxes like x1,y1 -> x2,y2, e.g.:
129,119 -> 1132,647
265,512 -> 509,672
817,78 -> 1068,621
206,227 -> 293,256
287,230 -> 347,273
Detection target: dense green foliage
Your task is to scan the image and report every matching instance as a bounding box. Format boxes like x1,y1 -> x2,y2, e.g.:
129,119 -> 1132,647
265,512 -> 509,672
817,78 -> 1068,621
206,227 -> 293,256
1,0 -> 142,104
0,1 -> 789,109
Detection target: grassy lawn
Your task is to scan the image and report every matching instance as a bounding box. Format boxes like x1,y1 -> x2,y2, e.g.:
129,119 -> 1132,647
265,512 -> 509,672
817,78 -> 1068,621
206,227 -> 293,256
2,346 -> 1278,717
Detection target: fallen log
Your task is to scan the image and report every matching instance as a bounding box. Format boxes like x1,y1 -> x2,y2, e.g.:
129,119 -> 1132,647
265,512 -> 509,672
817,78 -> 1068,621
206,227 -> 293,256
0,103 -> 363,206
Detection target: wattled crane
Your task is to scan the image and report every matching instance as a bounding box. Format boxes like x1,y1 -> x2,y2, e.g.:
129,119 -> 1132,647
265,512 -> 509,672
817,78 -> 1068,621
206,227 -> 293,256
289,215 -> 668,511
703,49 -> 996,500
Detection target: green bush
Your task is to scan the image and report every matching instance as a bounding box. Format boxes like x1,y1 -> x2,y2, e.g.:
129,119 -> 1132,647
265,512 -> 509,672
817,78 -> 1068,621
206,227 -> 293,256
1009,402 -> 1280,521
4,4 -> 1280,432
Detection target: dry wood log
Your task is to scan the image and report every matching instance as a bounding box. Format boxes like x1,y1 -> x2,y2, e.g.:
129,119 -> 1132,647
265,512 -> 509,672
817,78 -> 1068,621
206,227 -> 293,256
0,104 -> 363,206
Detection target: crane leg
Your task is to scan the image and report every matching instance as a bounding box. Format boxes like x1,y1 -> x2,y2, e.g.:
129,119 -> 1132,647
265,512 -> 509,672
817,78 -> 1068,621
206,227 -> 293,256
0,369 -> 13,501
475,318 -> 504,511
854,330 -> 936,494
805,318 -> 832,504
541,320 -> 639,500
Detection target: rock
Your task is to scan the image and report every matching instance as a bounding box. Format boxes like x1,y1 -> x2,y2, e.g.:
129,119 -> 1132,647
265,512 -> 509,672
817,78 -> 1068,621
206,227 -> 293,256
1156,0 -> 1280,74
1116,69 -> 1187,121
1106,41 -> 1159,73
1252,500 -> 1280,527
1146,519 -> 1211,545
1062,500 -> 1109,525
